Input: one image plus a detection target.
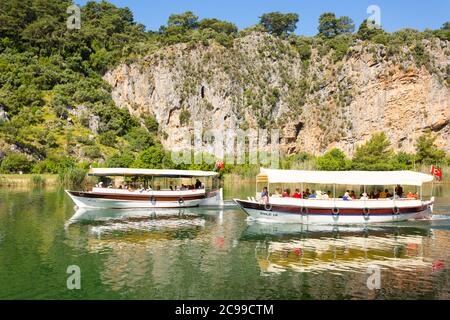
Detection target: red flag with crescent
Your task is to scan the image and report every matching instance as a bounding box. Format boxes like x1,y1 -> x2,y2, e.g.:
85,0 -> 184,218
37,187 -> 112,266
430,165 -> 442,177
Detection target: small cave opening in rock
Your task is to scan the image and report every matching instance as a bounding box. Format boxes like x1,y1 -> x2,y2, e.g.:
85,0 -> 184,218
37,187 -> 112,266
201,86 -> 205,99
294,122 -> 304,136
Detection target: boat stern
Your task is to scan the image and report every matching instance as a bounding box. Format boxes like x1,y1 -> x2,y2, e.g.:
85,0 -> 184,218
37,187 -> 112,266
200,188 -> 224,207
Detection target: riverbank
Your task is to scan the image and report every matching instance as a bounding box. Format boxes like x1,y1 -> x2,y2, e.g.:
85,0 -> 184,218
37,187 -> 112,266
0,172 -> 448,189
0,174 -> 58,188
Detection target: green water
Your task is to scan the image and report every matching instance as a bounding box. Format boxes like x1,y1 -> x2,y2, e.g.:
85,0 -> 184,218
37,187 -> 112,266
0,184 -> 449,299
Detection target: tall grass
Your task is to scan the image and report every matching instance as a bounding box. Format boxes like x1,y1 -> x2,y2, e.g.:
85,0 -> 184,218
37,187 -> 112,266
58,168 -> 87,188
31,175 -> 46,187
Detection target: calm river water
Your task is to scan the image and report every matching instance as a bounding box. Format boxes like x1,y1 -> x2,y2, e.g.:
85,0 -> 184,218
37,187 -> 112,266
0,183 -> 449,299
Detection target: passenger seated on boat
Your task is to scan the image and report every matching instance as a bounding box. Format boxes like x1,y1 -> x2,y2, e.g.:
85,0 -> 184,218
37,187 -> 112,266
369,191 -> 375,199
374,189 -> 381,199
303,188 -> 311,198
406,191 -> 415,199
379,189 -> 387,198
118,185 -> 123,189
147,186 -> 153,191
308,191 -> 316,199
292,189 -> 302,198
395,184 -> 404,198
327,191 -> 332,198
195,179 -> 202,189
156,185 -> 161,191
414,192 -> 420,199
350,190 -> 356,200
321,191 -> 329,199
342,192 -> 351,201
385,189 -> 393,198
95,182 -> 104,188
260,187 -> 269,203
282,189 -> 290,197
360,192 -> 369,200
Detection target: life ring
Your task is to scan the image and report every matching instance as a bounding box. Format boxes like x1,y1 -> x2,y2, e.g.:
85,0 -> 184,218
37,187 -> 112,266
363,208 -> 370,220
264,202 -> 272,211
150,196 -> 156,204
392,206 -> 400,215
301,206 -> 309,215
178,197 -> 185,205
332,207 -> 339,221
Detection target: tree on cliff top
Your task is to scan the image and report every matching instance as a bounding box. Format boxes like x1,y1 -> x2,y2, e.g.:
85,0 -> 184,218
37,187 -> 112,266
318,12 -> 354,38
199,18 -> 238,34
167,11 -> 199,30
357,19 -> 385,41
259,12 -> 299,37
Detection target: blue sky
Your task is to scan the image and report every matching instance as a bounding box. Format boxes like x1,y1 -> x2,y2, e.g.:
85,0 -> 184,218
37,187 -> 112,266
76,0 -> 449,36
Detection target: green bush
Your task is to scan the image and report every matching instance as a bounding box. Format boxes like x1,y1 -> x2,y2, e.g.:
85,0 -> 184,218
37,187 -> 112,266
82,146 -> 101,159
0,153 -> 33,173
133,146 -> 165,169
144,115 -> 159,133
105,153 -> 135,168
179,109 -> 191,125
317,148 -> 350,170
124,127 -> 154,151
99,131 -> 117,147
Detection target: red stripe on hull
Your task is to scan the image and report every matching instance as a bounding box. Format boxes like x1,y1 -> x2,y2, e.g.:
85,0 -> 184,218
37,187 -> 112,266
69,191 -> 206,202
236,200 -> 427,215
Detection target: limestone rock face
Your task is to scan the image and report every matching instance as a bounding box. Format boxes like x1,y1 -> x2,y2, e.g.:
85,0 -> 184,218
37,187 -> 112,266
104,33 -> 450,156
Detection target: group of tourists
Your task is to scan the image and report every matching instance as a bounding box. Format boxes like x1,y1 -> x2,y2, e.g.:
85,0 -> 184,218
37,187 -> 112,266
260,184 -> 420,202
94,179 -> 205,192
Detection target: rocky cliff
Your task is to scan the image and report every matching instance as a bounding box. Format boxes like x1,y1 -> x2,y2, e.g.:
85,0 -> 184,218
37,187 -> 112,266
104,32 -> 450,156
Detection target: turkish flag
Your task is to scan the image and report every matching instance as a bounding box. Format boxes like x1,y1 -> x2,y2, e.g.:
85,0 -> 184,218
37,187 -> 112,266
215,161 -> 224,169
431,165 -> 443,177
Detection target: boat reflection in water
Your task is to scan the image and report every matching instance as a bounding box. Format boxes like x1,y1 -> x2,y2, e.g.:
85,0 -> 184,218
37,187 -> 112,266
65,207 -> 219,238
64,207 -> 225,293
243,221 -> 434,276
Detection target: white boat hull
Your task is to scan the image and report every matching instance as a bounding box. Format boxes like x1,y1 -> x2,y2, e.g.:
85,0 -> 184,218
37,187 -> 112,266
66,188 -> 223,209
240,207 -> 431,224
234,198 -> 434,225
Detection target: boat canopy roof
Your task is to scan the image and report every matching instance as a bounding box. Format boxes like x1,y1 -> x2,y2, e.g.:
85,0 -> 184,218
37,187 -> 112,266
88,168 -> 218,178
258,168 -> 434,186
